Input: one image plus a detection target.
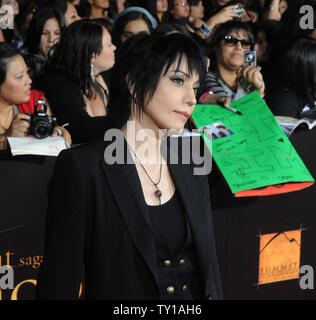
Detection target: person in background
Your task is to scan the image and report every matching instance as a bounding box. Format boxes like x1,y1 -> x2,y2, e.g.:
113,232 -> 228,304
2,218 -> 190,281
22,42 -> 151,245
265,38 -> 316,119
263,0 -> 288,21
22,7 -> 66,89
167,0 -> 190,27
263,0 -> 316,92
251,20 -> 279,82
36,32 -> 222,300
0,43 -> 71,150
128,0 -> 168,23
44,0 -> 81,26
199,20 -> 265,107
168,0 -> 245,38
77,0 -> 110,19
111,7 -> 156,48
40,19 -> 116,144
189,0 -> 204,25
108,0 -> 126,20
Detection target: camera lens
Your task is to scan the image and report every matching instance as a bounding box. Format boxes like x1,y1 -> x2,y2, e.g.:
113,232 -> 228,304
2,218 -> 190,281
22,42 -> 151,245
246,54 -> 253,62
33,122 -> 50,139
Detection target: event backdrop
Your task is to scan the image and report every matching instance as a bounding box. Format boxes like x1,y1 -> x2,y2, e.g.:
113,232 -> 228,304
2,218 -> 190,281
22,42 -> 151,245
0,127 -> 316,300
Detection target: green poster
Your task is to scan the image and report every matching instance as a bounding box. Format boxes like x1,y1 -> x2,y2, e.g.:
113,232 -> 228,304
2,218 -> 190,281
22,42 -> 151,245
191,91 -> 314,194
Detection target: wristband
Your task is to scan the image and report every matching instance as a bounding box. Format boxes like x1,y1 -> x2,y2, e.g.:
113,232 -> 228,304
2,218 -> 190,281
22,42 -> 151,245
199,23 -> 212,37
200,91 -> 213,104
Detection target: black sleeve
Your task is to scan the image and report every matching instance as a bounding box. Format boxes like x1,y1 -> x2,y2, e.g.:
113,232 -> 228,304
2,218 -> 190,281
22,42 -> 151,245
43,74 -> 110,144
36,149 -> 89,299
265,89 -> 303,118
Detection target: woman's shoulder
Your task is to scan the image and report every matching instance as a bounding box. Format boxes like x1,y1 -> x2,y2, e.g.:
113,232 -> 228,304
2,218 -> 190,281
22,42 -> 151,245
58,140 -> 106,169
265,87 -> 303,117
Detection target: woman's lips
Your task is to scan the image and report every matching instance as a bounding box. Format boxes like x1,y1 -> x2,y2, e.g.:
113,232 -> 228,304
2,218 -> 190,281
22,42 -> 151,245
174,111 -> 190,120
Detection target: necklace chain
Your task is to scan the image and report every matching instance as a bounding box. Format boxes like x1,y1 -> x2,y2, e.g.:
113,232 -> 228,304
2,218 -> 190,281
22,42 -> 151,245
126,141 -> 163,205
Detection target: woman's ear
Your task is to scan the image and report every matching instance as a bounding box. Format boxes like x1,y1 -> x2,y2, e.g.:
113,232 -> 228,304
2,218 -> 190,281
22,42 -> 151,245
126,75 -> 135,97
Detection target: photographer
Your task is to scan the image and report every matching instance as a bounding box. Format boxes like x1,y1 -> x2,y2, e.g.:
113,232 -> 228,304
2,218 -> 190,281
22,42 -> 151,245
199,20 -> 265,106
0,43 -> 71,151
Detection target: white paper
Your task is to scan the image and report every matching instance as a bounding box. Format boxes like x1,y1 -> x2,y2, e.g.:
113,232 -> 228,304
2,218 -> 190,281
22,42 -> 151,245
7,136 -> 68,156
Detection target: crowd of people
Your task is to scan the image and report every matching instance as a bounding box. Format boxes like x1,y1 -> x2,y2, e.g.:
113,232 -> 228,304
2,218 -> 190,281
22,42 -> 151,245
0,0 -> 315,147
0,0 -> 315,300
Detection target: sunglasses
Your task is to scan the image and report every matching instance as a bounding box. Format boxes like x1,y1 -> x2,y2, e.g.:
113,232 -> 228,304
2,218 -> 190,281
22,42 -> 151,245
223,35 -> 252,49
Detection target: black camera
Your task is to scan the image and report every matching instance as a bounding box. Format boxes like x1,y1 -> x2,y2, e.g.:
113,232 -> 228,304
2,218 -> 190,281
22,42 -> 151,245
27,100 -> 57,139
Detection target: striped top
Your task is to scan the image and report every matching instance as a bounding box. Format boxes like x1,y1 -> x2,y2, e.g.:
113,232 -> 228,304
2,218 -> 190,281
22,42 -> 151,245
204,71 -> 254,102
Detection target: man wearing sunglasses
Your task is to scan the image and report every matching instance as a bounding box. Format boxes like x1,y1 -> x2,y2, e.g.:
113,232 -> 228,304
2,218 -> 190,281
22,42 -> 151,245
199,20 -> 265,107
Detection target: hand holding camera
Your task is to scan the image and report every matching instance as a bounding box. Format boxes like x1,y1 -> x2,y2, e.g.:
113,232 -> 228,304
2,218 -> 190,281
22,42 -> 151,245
5,113 -> 31,137
206,4 -> 244,28
241,55 -> 265,96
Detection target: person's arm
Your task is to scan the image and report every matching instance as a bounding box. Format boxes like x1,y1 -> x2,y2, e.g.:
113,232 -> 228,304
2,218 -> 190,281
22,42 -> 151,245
264,0 -> 281,21
0,30 -> 5,42
199,72 -> 231,105
0,114 -> 31,149
201,72 -> 229,98
0,133 -> 7,150
205,4 -> 241,30
36,149 -> 88,299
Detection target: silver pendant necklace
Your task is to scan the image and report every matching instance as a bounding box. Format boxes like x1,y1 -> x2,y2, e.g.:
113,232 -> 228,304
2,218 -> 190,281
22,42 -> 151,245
127,142 -> 163,205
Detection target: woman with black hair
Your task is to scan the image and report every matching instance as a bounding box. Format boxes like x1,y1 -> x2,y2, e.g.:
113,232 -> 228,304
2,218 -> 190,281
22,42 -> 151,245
41,19 -> 116,144
128,0 -> 168,23
36,31 -> 222,300
265,38 -> 316,119
111,7 -> 156,48
22,7 -> 66,88
0,43 -> 71,150
262,0 -> 316,92
44,0 -> 81,26
77,0 -> 110,19
199,20 -> 265,106
108,0 -> 126,20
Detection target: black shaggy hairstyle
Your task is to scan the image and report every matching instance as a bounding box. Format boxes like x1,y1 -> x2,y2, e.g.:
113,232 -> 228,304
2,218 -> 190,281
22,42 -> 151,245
107,32 -> 207,128
0,43 -> 19,86
24,7 -> 66,55
208,20 -> 254,72
278,37 -> 316,107
43,19 -> 106,98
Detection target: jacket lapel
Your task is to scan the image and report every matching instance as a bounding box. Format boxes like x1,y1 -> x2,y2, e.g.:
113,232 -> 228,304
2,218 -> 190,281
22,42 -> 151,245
167,145 -> 212,296
99,138 -> 159,291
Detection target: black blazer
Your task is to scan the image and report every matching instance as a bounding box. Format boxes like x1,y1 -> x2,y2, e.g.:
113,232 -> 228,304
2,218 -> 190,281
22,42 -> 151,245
36,135 -> 222,300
